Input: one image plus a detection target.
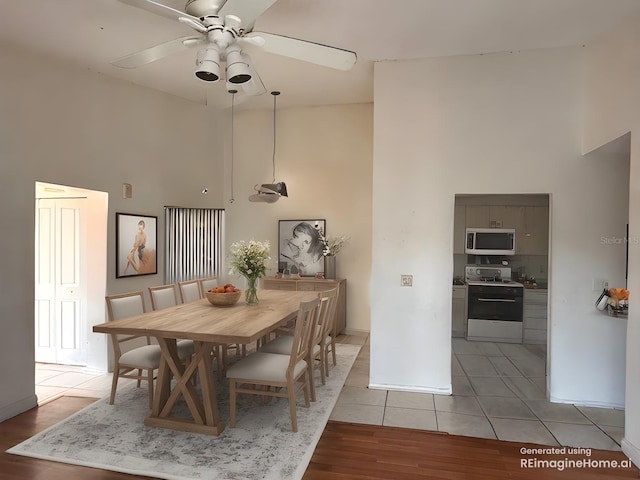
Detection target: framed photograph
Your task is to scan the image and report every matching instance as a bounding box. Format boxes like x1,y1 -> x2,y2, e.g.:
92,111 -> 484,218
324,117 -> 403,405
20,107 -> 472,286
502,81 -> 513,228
116,212 -> 157,278
278,219 -> 326,277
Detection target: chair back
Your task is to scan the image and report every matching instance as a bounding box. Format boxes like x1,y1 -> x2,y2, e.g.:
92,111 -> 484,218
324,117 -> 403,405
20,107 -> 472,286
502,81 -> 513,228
179,280 -> 202,303
106,291 -> 146,321
288,298 -> 321,369
105,291 -> 149,355
318,287 -> 340,340
149,284 -> 178,310
198,276 -> 218,296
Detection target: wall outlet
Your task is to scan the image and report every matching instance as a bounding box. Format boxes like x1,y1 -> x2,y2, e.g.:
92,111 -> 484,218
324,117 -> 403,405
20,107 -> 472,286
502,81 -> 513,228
401,274 -> 413,287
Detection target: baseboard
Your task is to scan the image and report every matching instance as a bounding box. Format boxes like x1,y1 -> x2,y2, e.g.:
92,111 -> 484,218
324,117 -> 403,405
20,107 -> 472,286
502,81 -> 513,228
342,328 -> 369,337
621,438 -> 640,468
0,394 -> 38,422
369,382 -> 452,395
549,395 -> 624,410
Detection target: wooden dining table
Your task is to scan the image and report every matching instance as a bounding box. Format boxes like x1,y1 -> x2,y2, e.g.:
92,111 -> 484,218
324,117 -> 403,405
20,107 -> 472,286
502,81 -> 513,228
93,289 -> 318,436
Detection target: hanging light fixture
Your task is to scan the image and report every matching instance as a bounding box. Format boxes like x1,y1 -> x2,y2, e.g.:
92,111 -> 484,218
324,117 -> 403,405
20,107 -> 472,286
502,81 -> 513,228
249,91 -> 288,203
228,89 -> 237,203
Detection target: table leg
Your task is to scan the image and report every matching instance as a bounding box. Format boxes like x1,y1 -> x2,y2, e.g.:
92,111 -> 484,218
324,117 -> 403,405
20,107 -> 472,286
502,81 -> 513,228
145,338 -> 224,435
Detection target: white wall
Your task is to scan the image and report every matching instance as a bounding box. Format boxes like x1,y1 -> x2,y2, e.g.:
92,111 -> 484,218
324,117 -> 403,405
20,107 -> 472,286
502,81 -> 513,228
0,42 -> 373,421
0,44 -> 225,421
583,11 -> 640,466
371,48 -> 629,402
224,104 -> 373,334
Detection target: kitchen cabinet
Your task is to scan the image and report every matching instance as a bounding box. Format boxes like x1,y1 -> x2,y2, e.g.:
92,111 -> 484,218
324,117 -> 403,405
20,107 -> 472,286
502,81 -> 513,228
465,206 -> 491,228
453,205 -> 466,254
518,206 -> 549,255
523,288 -> 547,344
452,285 -> 467,338
260,277 -> 347,334
464,205 -> 548,255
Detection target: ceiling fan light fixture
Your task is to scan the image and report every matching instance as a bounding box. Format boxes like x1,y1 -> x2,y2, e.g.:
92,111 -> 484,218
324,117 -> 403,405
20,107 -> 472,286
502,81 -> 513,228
195,47 -> 220,82
225,47 -> 252,84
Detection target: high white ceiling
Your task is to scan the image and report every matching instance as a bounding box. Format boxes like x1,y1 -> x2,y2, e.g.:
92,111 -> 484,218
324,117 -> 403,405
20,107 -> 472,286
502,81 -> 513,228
1,0 -> 639,110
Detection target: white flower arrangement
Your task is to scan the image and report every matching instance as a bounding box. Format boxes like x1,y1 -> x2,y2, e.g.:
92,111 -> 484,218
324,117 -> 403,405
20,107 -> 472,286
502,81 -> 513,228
228,240 -> 271,278
317,228 -> 350,257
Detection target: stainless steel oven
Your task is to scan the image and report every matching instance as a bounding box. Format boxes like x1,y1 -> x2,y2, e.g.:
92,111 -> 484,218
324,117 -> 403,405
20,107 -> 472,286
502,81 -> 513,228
465,265 -> 524,343
467,285 -> 523,321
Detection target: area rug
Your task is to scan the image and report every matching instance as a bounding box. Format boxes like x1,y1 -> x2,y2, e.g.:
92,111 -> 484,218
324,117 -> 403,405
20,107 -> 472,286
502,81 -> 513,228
8,343 -> 361,480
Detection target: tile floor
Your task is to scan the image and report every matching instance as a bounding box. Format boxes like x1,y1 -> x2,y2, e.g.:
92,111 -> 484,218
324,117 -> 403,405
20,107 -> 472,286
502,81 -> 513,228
35,335 -> 625,451
329,336 -> 625,451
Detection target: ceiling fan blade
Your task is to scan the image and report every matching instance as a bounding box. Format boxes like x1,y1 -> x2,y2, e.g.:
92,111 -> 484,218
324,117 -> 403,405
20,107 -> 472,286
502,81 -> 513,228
248,32 -> 357,71
178,16 -> 208,33
225,54 -> 266,97
238,35 -> 266,48
218,0 -> 277,32
118,0 -> 203,26
111,36 -> 201,68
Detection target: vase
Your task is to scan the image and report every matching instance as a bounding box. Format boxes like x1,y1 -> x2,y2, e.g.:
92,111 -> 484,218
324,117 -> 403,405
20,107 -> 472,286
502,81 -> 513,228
324,255 -> 336,279
245,276 -> 259,305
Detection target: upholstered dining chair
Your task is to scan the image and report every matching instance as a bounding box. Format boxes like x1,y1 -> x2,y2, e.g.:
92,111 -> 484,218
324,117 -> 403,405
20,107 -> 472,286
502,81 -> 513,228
198,276 -> 218,297
258,287 -> 339,401
148,284 -> 215,379
226,297 -> 321,432
148,284 -> 179,311
178,279 -> 202,303
105,291 -> 194,408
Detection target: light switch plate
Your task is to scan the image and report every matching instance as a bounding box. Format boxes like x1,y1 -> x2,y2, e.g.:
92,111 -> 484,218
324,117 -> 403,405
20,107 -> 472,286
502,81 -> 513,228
401,274 -> 413,287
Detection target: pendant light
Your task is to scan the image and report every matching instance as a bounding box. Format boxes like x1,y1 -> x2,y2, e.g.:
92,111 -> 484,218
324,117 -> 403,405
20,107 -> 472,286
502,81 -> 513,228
249,91 -> 288,203
228,89 -> 237,203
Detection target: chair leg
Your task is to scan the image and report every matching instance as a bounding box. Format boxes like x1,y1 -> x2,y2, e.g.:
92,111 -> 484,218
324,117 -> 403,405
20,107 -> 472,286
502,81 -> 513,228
109,367 -> 120,405
301,373 -> 311,408
230,380 -> 237,428
288,379 -> 299,433
136,368 -> 143,388
308,355 -> 317,402
331,337 -> 337,365
147,369 -> 154,409
319,350 -> 327,385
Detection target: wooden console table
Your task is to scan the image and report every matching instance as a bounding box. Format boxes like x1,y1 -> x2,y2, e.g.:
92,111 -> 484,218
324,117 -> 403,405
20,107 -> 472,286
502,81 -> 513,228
260,277 -> 347,334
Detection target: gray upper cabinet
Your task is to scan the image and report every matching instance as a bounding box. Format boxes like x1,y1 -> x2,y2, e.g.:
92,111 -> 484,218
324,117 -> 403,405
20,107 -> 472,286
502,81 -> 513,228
518,206 -> 549,255
462,204 -> 548,255
453,204 -> 467,254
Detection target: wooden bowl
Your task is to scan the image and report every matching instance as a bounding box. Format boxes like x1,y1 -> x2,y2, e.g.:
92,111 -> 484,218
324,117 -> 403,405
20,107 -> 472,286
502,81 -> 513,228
205,290 -> 241,307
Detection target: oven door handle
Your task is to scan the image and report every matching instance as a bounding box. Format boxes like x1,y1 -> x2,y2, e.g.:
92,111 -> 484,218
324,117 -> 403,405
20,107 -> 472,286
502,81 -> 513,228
477,298 -> 516,303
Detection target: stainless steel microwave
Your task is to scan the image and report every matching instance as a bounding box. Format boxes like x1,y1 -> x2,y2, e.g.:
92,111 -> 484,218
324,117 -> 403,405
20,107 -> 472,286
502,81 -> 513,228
465,228 -> 516,255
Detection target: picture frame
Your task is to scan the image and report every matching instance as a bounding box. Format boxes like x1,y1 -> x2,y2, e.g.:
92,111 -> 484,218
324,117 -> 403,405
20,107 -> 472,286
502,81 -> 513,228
116,212 -> 158,278
278,219 -> 326,277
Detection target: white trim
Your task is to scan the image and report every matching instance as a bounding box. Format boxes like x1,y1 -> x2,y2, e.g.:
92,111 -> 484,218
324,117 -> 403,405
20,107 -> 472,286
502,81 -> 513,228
0,394 -> 38,423
549,395 -> 624,410
621,438 -> 640,469
368,382 -> 452,395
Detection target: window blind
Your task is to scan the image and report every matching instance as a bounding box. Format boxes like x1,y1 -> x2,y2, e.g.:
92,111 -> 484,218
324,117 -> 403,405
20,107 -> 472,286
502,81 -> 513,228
164,207 -> 225,284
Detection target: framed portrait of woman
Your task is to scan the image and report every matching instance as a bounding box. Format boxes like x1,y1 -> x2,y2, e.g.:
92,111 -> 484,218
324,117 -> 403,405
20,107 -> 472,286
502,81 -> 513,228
278,219 -> 326,277
116,212 -> 158,278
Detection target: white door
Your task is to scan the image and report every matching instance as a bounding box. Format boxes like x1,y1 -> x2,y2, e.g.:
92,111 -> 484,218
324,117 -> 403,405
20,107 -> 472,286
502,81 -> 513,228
35,198 -> 87,365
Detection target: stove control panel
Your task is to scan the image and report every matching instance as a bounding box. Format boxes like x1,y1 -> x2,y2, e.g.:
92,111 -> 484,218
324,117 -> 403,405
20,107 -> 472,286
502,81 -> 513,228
465,265 -> 513,283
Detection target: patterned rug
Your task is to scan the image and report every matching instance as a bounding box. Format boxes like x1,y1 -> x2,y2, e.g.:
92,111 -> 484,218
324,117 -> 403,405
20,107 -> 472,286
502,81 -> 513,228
8,343 -> 361,480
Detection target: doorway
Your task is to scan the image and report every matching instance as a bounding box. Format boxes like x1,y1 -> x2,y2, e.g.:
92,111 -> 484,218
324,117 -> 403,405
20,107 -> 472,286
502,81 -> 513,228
34,182 -> 109,373
451,193 -> 551,395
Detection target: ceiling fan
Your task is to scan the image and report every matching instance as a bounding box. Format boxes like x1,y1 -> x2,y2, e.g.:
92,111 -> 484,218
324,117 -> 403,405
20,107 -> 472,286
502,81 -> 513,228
113,0 -> 357,97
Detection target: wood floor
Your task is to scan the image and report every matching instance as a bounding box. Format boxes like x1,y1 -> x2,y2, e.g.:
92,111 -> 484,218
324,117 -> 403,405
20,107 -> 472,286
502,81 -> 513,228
1,396 -> 638,480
